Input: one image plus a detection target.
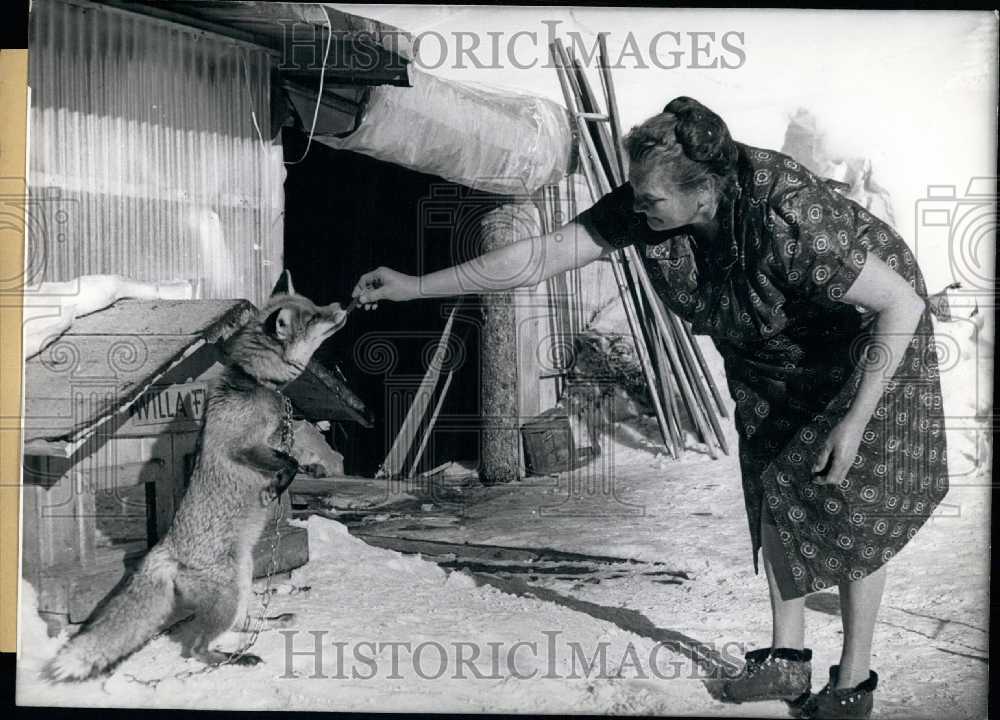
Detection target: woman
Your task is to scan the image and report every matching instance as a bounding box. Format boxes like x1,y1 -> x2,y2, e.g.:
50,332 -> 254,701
351,97 -> 948,719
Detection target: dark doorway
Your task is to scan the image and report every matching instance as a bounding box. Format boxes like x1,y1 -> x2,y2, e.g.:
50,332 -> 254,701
282,129 -> 502,477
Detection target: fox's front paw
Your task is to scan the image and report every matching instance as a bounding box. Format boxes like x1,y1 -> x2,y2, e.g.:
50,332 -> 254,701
274,452 -> 299,492
259,487 -> 278,506
258,451 -> 299,506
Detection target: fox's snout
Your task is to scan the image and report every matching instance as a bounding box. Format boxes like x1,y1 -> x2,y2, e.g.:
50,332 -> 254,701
318,303 -> 348,335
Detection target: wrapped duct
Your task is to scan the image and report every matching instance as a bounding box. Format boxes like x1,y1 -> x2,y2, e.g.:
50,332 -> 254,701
314,67 -> 575,195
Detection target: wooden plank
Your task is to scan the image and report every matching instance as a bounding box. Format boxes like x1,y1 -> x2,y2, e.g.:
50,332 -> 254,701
76,459 -> 166,491
35,571 -> 70,617
353,533 -> 690,578
56,552 -> 137,624
65,299 -> 253,340
33,468 -> 82,568
115,344 -> 227,437
24,336 -> 206,443
252,522 -> 309,578
290,476 -> 410,510
515,300 -> 542,424
166,434 -> 199,540
119,382 -> 209,435
284,358 -> 373,427
24,299 -> 252,445
377,304 -> 460,479
20,482 -> 43,590
407,369 -> 455,479
72,473 -> 97,567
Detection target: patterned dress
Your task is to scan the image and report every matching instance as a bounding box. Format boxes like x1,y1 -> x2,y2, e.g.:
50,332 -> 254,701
582,143 -> 949,595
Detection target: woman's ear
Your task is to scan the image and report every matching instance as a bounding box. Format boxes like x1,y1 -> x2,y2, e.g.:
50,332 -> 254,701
697,177 -> 721,214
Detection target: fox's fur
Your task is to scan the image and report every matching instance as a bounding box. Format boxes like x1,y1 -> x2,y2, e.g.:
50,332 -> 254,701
47,272 -> 347,681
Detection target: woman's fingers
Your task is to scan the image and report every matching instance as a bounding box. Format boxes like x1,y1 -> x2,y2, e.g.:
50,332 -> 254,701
815,457 -> 845,485
352,268 -> 387,305
352,266 -> 413,309
811,443 -> 832,477
812,441 -> 850,486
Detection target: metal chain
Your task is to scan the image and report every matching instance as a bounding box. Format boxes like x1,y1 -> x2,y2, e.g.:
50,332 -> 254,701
278,391 -> 295,455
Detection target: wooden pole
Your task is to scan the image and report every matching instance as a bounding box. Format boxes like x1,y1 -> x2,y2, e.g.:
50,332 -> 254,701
480,204 -> 524,484
636,273 -> 718,459
551,46 -> 675,454
684,320 -> 729,419
573,119 -> 677,456
565,76 -> 690,456
668,312 -> 730,455
597,34 -> 627,184
539,186 -> 568,402
583,44 -> 727,456
646,305 -> 684,456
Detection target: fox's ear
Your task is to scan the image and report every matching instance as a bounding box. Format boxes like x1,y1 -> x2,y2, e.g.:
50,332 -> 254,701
264,306 -> 295,342
270,270 -> 296,297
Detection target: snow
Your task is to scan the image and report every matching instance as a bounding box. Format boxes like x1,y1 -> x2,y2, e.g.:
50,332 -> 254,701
16,7 -> 992,715
18,340 -> 989,715
16,514 -> 728,714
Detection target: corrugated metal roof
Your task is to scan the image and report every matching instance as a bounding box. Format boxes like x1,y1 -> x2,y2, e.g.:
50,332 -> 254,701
27,0 -> 284,305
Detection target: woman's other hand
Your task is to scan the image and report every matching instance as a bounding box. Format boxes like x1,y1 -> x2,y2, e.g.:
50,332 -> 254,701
811,416 -> 866,486
351,267 -> 419,310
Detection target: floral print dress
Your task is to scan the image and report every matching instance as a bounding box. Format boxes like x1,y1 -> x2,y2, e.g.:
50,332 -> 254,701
582,143 -> 949,595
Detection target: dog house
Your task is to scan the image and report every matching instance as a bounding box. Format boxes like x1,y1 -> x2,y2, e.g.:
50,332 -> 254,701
22,298 -> 371,628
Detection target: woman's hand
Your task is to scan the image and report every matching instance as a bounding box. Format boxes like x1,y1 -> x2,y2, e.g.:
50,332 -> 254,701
351,267 -> 419,310
811,415 -> 867,486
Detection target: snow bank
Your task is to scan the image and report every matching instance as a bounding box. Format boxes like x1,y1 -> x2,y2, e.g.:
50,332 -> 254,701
18,516 -> 718,713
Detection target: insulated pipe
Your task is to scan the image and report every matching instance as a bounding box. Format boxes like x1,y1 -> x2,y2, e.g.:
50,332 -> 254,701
313,66 -> 575,195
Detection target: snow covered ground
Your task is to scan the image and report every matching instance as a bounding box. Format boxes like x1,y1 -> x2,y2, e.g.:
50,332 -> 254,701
17,336 -> 989,716
15,6 -> 992,715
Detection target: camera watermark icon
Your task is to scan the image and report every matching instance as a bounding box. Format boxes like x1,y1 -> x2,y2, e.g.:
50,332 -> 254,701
415,180 -> 593,302
836,325 -> 990,526
913,178 -> 996,304
352,323 -> 479,499
0,184 -> 78,295
415,182 -> 546,297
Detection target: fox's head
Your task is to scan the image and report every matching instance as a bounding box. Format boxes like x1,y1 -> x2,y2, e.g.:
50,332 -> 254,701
225,270 -> 348,387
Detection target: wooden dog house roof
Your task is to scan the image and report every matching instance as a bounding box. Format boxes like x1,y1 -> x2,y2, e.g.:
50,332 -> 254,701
23,298 -> 372,457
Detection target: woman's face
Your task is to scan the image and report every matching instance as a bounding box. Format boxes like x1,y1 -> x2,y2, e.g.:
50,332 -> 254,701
629,166 -> 712,232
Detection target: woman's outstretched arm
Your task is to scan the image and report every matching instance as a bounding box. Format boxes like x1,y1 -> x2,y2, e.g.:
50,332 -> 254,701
351,218 -> 610,308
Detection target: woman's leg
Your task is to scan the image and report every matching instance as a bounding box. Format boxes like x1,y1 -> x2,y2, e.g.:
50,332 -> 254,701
835,565 -> 886,688
760,507 -> 806,650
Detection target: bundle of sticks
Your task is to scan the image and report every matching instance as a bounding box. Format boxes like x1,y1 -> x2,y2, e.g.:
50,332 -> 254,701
546,37 -> 730,460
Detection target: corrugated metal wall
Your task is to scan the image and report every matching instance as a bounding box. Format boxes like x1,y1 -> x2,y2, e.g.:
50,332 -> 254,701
27,0 -> 284,305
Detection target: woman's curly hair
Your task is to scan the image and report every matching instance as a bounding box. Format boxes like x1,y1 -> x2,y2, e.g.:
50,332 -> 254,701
624,96 -> 739,198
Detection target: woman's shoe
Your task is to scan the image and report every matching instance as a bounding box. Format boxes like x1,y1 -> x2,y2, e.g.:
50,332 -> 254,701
720,647 -> 813,704
800,665 -> 878,719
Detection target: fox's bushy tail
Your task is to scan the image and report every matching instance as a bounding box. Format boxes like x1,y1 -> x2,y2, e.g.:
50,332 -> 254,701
46,547 -> 178,681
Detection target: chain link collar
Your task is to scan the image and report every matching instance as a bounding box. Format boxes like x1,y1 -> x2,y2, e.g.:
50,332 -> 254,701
276,389 -> 295,455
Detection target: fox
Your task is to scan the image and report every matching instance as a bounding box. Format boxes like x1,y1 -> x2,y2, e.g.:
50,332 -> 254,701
46,271 -> 348,680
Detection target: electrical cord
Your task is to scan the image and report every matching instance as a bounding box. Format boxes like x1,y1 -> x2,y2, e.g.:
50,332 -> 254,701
285,3 -> 334,165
